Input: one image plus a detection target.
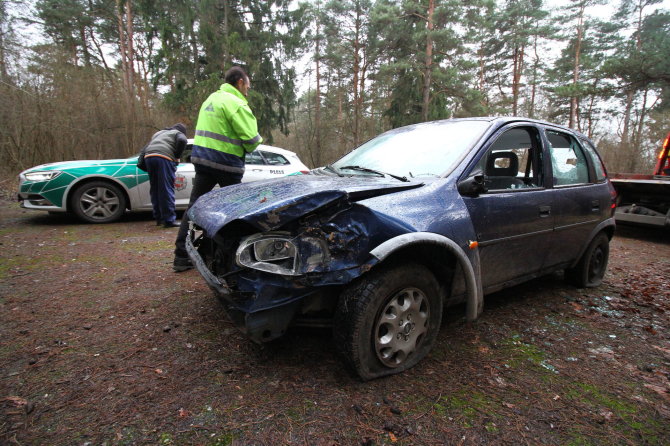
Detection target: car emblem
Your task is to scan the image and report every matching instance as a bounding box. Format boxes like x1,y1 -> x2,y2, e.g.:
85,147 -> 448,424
175,174 -> 187,191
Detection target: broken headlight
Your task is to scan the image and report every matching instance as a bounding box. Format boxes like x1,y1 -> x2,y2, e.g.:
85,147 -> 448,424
236,233 -> 299,275
236,232 -> 330,276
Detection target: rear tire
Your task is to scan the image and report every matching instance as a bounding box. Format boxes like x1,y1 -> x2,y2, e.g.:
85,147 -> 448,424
334,263 -> 442,380
70,181 -> 127,224
565,232 -> 609,287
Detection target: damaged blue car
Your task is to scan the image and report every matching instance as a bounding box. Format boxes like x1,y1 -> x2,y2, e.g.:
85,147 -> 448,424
185,117 -> 616,380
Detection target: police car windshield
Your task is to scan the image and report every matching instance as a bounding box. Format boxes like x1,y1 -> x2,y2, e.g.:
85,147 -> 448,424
332,120 -> 490,178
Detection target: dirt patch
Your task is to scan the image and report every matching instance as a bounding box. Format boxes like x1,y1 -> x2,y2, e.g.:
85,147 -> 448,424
1,199 -> 669,445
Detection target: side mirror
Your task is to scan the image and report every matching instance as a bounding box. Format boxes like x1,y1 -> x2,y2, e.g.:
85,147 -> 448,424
458,175 -> 488,197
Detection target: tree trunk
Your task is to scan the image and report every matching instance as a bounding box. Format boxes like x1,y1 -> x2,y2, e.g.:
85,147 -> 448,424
0,18 -> 7,81
621,0 -> 646,167
569,4 -> 585,130
621,89 -> 633,149
79,26 -> 91,66
631,88 -> 649,172
115,0 -> 130,94
223,0 -> 230,69
421,0 -> 435,122
478,43 -> 487,108
125,0 -> 135,99
315,14 -> 322,162
189,18 -> 199,81
512,45 -> 525,116
529,34 -> 539,118
352,2 -> 362,147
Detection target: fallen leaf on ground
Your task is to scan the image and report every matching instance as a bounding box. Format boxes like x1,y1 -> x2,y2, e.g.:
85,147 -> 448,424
644,384 -> 670,400
2,396 -> 29,407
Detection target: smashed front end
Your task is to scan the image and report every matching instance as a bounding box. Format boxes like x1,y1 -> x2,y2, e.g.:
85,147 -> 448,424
185,177 -> 421,342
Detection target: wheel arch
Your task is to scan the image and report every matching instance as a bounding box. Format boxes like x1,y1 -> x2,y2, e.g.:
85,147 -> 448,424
369,232 -> 484,321
65,176 -> 132,212
568,218 -> 615,269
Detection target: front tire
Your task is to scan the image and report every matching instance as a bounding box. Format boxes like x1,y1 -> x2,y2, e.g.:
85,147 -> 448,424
70,181 -> 127,224
565,232 -> 610,287
334,263 -> 442,380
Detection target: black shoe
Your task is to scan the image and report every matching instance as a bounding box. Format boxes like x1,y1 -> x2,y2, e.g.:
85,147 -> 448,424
163,221 -> 179,228
156,220 -> 163,226
173,256 -> 193,272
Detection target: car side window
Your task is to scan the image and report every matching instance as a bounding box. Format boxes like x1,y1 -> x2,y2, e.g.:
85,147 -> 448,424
474,127 -> 543,191
263,151 -> 290,166
246,150 -> 265,165
547,130 -> 590,186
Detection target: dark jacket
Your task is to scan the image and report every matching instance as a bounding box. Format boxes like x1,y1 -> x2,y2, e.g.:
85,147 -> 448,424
144,129 -> 188,162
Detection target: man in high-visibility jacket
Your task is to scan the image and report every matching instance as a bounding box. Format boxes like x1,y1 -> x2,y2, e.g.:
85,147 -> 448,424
173,66 -> 263,272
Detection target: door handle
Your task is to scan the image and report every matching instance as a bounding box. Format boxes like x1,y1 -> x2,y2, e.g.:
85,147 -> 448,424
539,205 -> 551,217
591,200 -> 600,211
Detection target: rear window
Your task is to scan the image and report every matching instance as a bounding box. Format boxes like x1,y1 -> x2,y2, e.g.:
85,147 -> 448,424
547,130 -> 590,186
262,151 -> 290,166
246,151 -> 265,165
581,138 -> 607,182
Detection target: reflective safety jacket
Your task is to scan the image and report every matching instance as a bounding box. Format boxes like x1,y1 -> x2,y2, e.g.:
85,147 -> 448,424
191,83 -> 263,178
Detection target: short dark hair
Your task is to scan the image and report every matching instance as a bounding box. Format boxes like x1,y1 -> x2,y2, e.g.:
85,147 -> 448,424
224,66 -> 248,86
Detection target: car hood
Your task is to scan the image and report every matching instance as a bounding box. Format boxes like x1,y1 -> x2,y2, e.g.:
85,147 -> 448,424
189,175 -> 424,235
22,158 -> 135,173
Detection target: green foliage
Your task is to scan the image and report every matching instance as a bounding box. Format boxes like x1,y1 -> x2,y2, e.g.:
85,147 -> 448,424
3,0 -> 669,175
35,0 -> 94,65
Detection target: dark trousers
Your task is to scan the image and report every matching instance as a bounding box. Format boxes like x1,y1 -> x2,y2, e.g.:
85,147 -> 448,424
174,166 -> 241,258
146,156 -> 177,224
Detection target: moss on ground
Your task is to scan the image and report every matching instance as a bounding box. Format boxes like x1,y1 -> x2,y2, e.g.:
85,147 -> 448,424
565,382 -> 665,444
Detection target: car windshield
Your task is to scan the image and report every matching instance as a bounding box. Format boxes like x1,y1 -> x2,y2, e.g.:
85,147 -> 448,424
331,120 -> 491,179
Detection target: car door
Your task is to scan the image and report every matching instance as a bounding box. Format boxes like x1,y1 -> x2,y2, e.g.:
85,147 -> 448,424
242,150 -> 268,182
174,162 -> 194,208
461,124 -> 555,292
542,127 -> 611,268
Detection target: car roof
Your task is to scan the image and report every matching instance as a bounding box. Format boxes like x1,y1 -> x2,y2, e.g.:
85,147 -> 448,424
422,116 -> 589,140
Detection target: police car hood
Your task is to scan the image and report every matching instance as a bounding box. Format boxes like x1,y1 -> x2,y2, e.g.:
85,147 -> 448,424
188,175 -> 423,235
22,158 -> 134,173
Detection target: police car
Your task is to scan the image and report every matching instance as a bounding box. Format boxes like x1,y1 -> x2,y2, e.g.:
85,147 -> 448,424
17,142 -> 310,223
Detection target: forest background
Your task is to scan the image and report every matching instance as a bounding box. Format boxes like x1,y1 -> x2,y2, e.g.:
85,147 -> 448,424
1,0 -> 669,181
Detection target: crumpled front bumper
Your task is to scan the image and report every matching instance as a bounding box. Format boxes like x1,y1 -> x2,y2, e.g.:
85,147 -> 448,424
185,229 -> 231,297
185,228 -> 306,343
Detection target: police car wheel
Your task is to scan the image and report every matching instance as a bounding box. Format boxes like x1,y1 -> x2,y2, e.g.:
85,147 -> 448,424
70,180 -> 127,224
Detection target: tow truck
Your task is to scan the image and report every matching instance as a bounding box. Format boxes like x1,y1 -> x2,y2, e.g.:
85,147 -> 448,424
610,131 -> 670,227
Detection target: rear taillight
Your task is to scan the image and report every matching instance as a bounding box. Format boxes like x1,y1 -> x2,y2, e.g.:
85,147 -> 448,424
609,182 -> 618,216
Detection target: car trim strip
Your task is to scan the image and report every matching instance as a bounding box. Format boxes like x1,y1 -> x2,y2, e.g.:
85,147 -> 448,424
477,228 -> 554,247
553,218 -> 601,232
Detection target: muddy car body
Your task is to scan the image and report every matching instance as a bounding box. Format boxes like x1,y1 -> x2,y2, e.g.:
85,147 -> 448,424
186,117 -> 616,380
